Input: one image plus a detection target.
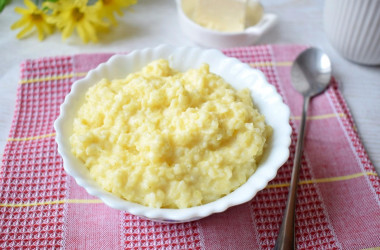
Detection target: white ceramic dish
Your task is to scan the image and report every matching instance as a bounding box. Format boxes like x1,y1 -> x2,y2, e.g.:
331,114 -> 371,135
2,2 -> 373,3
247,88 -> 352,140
176,0 -> 277,48
54,44 -> 291,223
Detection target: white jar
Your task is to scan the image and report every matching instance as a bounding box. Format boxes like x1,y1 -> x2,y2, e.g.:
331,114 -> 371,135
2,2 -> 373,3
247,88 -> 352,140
324,0 -> 380,65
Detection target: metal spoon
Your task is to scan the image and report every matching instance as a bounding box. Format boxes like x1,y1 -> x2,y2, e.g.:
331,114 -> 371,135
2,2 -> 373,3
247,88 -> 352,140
274,48 -> 332,250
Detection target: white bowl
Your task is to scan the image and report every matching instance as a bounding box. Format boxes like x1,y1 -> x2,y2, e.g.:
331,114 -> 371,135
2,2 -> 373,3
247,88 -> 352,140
176,0 -> 277,48
54,44 -> 291,223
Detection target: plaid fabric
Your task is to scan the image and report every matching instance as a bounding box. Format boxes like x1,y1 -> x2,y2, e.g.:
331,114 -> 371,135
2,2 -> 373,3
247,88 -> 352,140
1,45 -> 379,249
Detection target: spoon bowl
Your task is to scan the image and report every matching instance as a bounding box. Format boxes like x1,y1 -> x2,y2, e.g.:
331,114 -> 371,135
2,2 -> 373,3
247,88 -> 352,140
275,47 -> 332,249
291,48 -> 332,96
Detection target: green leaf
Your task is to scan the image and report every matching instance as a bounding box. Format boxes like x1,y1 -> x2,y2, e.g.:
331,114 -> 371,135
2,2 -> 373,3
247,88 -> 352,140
0,0 -> 11,13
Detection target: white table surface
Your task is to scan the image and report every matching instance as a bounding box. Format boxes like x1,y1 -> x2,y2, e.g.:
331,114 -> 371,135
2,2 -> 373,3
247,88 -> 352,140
0,0 -> 379,173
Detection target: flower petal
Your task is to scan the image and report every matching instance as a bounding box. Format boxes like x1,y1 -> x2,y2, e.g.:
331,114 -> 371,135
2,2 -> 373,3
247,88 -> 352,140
14,7 -> 30,15
16,23 -> 34,39
36,24 -> 44,41
24,0 -> 36,10
77,24 -> 89,43
11,17 -> 29,30
116,9 -> 123,16
83,21 -> 98,43
100,11 -> 117,26
62,21 -> 75,40
42,23 -> 54,35
43,2 -> 58,10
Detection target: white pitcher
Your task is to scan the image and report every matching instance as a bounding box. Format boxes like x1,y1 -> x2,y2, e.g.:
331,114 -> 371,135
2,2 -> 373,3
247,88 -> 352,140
324,0 -> 380,65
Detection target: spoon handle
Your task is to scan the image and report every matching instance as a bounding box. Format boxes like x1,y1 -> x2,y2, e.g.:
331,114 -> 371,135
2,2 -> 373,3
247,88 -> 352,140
274,95 -> 310,250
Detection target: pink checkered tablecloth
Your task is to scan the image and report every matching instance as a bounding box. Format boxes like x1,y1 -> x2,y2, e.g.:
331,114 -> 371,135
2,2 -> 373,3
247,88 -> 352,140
1,45 -> 379,249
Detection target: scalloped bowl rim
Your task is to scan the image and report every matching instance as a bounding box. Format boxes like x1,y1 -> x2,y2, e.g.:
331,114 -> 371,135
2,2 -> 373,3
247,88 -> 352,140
54,44 -> 291,222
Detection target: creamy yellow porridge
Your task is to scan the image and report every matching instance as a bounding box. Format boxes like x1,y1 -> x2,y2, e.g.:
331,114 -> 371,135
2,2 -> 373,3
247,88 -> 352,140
70,59 -> 271,209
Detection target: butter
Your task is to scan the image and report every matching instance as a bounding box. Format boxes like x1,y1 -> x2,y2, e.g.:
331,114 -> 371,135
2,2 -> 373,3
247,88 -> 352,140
182,0 -> 263,32
246,0 -> 263,28
194,0 -> 247,32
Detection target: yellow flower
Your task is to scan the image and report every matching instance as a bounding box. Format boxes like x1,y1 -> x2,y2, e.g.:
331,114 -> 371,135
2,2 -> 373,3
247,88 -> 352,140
47,0 -> 108,43
95,0 -> 137,25
11,0 -> 53,41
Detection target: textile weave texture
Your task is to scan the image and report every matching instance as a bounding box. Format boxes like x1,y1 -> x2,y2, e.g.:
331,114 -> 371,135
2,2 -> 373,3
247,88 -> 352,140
1,45 -> 379,249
